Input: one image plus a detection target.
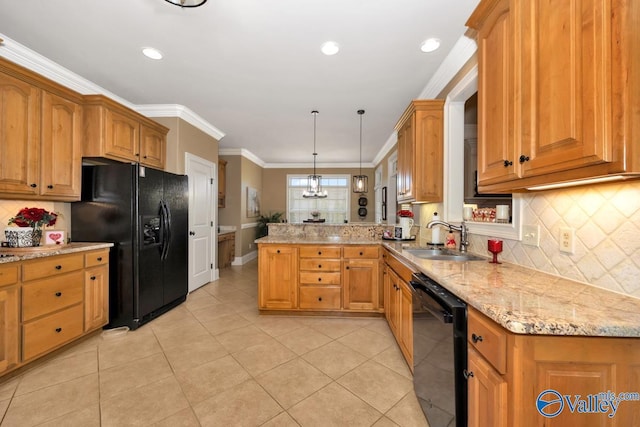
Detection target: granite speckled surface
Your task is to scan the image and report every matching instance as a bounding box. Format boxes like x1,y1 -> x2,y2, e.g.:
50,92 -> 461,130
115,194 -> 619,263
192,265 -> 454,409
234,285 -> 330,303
257,224 -> 640,337
0,242 -> 113,264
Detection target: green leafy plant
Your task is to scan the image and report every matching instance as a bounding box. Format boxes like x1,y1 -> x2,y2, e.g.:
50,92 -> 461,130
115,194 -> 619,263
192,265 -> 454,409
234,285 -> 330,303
256,212 -> 284,238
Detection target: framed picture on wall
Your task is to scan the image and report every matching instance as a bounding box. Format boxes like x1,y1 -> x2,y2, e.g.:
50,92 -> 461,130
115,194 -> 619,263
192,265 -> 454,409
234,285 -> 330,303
246,187 -> 261,218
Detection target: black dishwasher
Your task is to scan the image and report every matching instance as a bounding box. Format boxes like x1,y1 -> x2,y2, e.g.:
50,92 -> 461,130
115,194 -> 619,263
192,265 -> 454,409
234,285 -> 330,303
410,272 -> 467,427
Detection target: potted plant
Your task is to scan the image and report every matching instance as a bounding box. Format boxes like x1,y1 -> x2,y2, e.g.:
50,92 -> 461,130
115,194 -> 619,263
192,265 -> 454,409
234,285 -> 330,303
256,211 -> 283,239
5,207 -> 58,247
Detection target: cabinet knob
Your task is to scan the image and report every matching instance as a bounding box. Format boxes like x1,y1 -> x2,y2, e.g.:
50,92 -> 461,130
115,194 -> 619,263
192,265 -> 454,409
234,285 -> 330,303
463,369 -> 474,379
318,264 -> 322,268
503,160 -> 513,167
143,155 -> 148,159
472,333 -> 483,343
135,153 -> 140,157
47,184 -> 54,189
97,257 -> 103,261
346,266 -> 350,270
90,276 -> 96,280
359,252 -> 363,256
318,277 -> 322,282
55,327 -> 62,333
55,292 -> 62,297
519,154 -> 530,163
277,250 -> 280,254
318,297 -> 323,302
55,265 -> 62,270
30,183 -> 37,188
318,251 -> 322,255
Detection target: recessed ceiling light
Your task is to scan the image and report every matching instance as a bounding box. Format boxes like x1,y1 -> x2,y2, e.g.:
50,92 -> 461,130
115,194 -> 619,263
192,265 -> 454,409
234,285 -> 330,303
142,47 -> 163,60
420,38 -> 441,53
321,41 -> 340,56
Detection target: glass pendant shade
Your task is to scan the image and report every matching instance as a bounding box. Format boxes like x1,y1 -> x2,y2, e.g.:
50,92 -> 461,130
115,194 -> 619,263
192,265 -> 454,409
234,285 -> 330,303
353,109 -> 368,193
164,0 -> 207,7
303,111 -> 328,198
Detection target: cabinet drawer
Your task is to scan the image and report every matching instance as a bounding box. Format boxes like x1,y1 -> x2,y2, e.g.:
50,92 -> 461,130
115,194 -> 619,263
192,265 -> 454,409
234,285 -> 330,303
22,304 -> 83,361
22,271 -> 84,321
299,259 -> 341,272
344,246 -> 379,259
299,286 -> 341,310
0,264 -> 19,287
22,254 -> 84,282
299,271 -> 341,285
84,250 -> 109,267
468,308 -> 507,374
299,247 -> 341,258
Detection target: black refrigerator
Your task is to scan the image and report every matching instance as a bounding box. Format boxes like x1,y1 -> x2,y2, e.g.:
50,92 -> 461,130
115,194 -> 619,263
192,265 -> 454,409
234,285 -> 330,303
71,163 -> 188,330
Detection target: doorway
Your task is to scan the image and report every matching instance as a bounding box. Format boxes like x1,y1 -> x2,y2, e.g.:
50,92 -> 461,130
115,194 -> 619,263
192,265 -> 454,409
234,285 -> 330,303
185,153 -> 216,292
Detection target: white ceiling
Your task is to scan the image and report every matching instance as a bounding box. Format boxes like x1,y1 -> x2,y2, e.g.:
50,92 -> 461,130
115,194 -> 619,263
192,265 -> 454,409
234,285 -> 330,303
0,0 -> 479,166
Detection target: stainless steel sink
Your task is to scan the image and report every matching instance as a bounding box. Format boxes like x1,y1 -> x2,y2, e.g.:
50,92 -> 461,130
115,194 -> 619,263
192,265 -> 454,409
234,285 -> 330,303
404,248 -> 484,261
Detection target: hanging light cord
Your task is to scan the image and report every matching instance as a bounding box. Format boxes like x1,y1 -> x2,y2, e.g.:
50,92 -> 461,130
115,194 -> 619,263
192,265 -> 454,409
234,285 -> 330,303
312,110 -> 318,176
358,110 -> 364,175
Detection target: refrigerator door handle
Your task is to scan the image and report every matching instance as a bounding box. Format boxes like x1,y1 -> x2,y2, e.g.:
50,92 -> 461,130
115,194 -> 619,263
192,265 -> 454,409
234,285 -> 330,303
161,201 -> 172,260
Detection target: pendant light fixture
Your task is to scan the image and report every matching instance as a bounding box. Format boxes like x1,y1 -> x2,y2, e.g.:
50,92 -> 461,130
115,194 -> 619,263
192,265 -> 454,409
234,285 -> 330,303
164,0 -> 207,8
352,109 -> 368,193
303,110 -> 328,198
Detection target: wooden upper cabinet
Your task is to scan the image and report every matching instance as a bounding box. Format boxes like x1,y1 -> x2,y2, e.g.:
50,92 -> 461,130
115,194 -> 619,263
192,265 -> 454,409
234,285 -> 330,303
468,0 -> 640,192
83,95 -> 168,169
0,72 -> 41,197
0,58 -> 83,201
395,100 -> 444,203
40,91 -> 82,199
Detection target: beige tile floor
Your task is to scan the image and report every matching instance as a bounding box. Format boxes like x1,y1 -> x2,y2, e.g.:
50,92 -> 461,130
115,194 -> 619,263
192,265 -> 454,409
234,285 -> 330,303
0,260 -> 429,426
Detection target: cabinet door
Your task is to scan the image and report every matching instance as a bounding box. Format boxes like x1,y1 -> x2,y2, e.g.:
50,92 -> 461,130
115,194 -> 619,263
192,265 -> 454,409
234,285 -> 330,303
386,268 -> 400,334
140,123 -> 165,169
519,0 -> 612,178
0,73 -> 40,196
397,119 -> 414,202
40,91 -> 82,200
0,285 -> 19,374
104,109 -> 139,161
343,258 -> 378,310
475,0 -> 519,186
398,279 -> 413,366
84,265 -> 109,332
467,348 -> 508,427
258,246 -> 298,309
414,105 -> 444,202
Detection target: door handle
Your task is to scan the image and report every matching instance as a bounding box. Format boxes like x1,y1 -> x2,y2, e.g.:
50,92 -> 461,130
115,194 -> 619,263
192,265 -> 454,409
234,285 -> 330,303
189,231 -> 196,236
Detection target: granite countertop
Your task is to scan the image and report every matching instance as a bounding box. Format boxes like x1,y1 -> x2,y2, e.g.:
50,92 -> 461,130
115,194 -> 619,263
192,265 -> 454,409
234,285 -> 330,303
0,242 -> 114,264
382,241 -> 640,338
256,235 -> 640,337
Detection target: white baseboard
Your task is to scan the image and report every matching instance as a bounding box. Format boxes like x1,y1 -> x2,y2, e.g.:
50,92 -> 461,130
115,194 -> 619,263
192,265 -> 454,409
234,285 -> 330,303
232,250 -> 258,266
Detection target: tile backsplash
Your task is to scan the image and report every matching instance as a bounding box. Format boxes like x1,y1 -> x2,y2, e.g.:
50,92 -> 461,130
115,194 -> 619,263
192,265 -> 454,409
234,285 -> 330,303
0,200 -> 71,243
465,181 -> 640,298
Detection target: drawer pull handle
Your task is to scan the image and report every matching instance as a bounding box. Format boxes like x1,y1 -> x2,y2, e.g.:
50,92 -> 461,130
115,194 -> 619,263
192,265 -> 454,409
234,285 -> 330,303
472,334 -> 483,343
55,327 -> 62,333
318,297 -> 322,302
463,369 -> 474,379
97,257 -> 103,261
55,265 -> 62,270
91,276 -> 96,280
55,292 -> 62,297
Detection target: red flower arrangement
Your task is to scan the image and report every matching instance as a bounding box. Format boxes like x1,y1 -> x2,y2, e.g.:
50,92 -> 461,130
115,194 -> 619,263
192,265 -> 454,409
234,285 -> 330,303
8,207 -> 58,230
397,209 -> 414,218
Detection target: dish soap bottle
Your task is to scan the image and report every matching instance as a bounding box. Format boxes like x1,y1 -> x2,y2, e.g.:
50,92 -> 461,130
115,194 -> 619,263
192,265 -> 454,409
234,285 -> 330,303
430,212 -> 441,244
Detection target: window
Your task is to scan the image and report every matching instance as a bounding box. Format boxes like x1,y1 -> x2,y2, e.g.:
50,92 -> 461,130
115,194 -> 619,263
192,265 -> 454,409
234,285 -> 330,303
287,174 -> 350,223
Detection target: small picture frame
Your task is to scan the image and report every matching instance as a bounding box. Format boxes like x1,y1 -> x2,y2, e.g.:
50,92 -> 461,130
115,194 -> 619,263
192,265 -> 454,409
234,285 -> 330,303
44,230 -> 66,245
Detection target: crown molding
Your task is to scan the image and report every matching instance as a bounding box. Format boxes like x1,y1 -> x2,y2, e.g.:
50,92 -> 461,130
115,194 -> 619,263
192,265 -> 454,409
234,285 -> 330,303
263,161 -> 375,169
135,104 -> 225,141
372,132 -> 398,166
0,33 -> 225,141
218,148 -> 266,168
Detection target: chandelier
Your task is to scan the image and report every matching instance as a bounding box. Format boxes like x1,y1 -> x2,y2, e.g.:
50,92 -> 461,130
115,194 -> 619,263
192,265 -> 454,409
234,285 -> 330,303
352,109 -> 368,193
164,0 -> 207,7
302,110 -> 328,198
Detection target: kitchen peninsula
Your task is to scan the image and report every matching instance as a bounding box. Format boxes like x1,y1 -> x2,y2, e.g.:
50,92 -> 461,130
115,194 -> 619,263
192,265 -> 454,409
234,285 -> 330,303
256,223 -> 640,426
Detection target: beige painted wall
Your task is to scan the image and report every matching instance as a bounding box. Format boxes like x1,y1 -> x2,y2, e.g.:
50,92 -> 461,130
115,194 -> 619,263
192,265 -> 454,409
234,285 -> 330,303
261,168 -> 375,223
153,117 -> 219,175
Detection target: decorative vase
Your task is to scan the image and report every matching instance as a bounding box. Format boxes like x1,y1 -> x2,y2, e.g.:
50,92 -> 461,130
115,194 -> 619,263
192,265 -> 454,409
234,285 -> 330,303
4,228 -> 42,247
399,217 -> 414,239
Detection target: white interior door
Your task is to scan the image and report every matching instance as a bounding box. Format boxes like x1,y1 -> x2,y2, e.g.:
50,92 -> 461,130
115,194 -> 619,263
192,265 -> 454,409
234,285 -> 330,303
185,153 -> 215,292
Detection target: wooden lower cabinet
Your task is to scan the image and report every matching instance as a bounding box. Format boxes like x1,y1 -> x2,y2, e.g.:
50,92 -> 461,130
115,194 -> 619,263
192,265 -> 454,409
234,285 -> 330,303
467,307 -> 640,426
0,248 -> 110,377
258,245 -> 298,309
218,232 -> 235,269
258,244 -> 382,314
383,250 -> 414,369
